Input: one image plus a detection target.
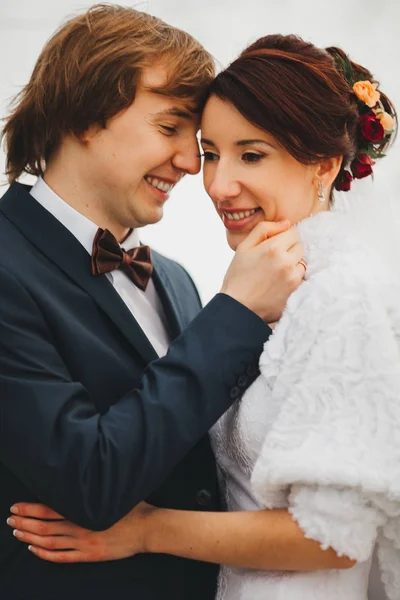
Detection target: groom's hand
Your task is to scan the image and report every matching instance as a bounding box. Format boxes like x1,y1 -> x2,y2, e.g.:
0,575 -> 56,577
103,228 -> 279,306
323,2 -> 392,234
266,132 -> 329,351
221,220 -> 305,323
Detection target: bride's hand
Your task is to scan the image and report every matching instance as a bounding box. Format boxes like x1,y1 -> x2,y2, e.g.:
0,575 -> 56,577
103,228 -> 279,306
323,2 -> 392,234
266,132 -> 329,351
7,501 -> 156,563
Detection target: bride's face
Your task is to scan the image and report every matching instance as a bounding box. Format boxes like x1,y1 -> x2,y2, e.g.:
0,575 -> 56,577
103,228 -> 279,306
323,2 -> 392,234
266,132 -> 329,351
201,95 -> 324,251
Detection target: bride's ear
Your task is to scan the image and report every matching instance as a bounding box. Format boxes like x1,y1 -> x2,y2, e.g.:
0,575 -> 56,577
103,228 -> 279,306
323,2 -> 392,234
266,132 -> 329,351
314,157 -> 343,190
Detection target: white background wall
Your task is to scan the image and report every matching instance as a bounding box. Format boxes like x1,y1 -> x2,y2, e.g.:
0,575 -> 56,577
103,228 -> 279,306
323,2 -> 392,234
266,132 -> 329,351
1,0 -> 399,302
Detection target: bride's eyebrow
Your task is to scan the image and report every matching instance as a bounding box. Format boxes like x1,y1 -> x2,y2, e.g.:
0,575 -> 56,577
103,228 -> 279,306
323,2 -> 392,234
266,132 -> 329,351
200,137 -> 215,146
237,139 -> 277,149
200,138 -> 277,149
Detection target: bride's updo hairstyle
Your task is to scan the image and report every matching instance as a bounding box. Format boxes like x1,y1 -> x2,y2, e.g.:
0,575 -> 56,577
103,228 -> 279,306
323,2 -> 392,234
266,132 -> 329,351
208,35 -> 397,193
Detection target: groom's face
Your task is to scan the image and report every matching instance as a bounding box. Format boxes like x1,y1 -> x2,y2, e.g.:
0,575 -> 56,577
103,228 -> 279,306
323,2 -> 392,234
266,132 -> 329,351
81,64 -> 201,235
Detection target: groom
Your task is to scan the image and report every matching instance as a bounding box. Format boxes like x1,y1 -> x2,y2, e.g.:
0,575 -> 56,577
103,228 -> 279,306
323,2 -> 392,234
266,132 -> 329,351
0,5 -> 303,600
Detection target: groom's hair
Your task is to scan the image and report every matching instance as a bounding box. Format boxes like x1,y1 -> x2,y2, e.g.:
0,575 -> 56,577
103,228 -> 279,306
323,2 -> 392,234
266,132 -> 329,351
2,3 -> 215,182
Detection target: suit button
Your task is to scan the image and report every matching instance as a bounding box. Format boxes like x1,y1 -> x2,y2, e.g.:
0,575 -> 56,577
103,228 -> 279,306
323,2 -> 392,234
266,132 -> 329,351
246,364 -> 259,377
237,375 -> 248,388
196,489 -> 212,506
230,386 -> 241,399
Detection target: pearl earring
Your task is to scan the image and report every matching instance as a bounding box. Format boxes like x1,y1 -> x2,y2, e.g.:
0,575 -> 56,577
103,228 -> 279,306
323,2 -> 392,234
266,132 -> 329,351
318,182 -> 324,205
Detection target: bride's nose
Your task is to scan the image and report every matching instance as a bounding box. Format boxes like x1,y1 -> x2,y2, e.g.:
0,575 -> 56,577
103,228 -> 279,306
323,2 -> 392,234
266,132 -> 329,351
207,163 -> 241,202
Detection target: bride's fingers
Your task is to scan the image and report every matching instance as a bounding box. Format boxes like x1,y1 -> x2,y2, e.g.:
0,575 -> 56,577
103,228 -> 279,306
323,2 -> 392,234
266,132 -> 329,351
28,546 -> 96,563
10,503 -> 64,520
7,515 -> 79,538
13,530 -> 77,551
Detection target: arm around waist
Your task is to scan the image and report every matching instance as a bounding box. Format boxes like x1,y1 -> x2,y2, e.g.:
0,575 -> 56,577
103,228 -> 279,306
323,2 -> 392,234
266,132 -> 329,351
0,266 -> 270,529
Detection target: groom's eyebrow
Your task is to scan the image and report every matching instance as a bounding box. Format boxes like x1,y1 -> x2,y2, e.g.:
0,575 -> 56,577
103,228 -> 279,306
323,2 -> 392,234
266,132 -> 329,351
153,107 -> 193,120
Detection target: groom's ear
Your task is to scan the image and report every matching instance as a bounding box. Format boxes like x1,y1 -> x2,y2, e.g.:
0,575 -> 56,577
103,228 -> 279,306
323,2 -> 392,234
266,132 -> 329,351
315,156 -> 343,189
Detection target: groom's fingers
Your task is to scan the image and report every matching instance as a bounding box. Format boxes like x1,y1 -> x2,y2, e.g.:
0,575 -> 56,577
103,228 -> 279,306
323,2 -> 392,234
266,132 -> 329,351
287,241 -> 306,265
10,503 -> 64,520
238,220 -> 291,250
258,226 -> 301,254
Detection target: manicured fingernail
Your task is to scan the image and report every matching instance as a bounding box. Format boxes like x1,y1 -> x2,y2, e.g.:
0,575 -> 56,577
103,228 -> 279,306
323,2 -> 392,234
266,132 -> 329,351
10,506 -> 19,515
7,518 -> 16,527
13,530 -> 24,539
28,546 -> 37,553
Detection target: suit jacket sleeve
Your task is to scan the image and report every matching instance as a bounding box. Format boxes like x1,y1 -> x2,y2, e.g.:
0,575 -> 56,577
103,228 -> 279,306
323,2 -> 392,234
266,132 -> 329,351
0,265 -> 270,530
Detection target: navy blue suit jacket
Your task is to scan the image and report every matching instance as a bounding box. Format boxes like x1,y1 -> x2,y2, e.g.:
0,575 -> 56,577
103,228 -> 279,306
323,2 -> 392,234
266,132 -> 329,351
0,182 -> 271,600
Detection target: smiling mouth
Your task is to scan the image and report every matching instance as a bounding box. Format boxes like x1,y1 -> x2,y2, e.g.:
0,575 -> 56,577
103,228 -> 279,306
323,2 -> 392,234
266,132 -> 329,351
222,208 -> 261,221
144,176 -> 175,194
221,207 -> 263,230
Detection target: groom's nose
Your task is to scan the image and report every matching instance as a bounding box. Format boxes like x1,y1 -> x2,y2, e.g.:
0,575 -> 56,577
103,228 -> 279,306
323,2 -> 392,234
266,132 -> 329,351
172,138 -> 201,175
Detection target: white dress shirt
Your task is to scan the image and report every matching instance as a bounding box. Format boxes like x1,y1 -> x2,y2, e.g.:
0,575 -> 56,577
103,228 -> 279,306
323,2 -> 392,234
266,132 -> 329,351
30,177 -> 170,357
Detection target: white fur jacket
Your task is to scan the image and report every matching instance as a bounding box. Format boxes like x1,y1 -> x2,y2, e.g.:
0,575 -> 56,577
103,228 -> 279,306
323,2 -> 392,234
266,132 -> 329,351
243,205 -> 400,599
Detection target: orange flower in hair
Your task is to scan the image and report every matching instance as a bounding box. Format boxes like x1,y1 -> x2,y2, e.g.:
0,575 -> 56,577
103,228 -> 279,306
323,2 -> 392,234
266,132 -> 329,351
353,80 -> 380,108
375,110 -> 395,133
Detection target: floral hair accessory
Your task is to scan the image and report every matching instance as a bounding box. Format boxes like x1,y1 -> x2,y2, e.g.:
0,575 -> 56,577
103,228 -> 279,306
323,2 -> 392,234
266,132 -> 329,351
335,169 -> 353,192
353,80 -> 380,108
358,113 -> 385,144
374,109 -> 395,133
350,153 -> 375,179
331,54 -> 396,191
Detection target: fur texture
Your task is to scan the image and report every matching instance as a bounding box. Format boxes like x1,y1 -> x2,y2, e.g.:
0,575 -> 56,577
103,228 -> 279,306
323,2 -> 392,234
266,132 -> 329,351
212,206 -> 400,599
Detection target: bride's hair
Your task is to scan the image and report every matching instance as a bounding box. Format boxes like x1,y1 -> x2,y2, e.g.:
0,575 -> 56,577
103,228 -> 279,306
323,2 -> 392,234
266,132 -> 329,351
208,34 -> 397,193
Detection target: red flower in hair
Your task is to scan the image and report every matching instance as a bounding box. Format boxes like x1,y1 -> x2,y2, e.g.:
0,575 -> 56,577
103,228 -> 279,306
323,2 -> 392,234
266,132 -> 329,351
350,153 -> 375,179
335,170 -> 353,192
358,113 -> 385,143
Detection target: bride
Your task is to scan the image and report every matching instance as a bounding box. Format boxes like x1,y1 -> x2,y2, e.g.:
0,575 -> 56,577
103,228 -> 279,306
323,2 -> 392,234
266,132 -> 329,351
7,34 -> 399,599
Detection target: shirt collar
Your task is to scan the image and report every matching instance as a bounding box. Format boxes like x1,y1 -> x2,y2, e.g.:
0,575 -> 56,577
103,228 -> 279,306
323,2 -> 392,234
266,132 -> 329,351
29,176 -> 140,254
119,227 -> 140,251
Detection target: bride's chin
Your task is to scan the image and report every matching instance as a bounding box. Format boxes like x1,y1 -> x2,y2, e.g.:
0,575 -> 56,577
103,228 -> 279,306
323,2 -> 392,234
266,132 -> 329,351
226,231 -> 247,252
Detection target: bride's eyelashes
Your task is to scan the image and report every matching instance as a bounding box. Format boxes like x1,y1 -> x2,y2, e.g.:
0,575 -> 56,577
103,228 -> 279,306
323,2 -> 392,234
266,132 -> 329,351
200,151 -> 218,161
241,152 -> 266,163
199,151 -> 267,163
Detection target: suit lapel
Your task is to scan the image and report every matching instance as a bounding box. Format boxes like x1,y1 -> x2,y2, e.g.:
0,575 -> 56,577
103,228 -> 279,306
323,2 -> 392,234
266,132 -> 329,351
1,183 -> 158,365
151,252 -> 186,341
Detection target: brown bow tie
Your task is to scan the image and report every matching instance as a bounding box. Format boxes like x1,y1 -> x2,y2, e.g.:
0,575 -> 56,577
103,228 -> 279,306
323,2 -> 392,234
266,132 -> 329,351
91,228 -> 153,291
